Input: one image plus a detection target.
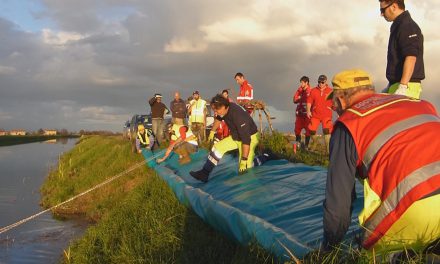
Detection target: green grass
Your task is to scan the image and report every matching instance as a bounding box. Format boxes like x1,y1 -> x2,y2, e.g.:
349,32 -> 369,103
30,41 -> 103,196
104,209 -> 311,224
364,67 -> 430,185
41,135 -> 278,263
260,130 -> 329,167
42,134 -> 437,264
0,135 -> 77,147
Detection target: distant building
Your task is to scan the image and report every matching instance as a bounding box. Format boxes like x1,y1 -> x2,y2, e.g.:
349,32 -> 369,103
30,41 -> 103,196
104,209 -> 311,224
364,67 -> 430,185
0,130 -> 7,136
43,129 -> 57,136
9,130 -> 26,136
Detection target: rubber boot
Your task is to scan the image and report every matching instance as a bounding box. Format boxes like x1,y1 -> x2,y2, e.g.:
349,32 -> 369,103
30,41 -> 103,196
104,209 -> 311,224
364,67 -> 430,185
309,135 -> 319,151
324,134 -> 331,154
295,134 -> 301,144
189,158 -> 215,183
304,136 -> 310,150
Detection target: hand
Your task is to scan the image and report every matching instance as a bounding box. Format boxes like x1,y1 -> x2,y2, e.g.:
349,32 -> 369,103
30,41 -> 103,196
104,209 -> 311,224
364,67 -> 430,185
307,110 -> 312,119
156,158 -> 165,163
138,149 -> 142,154
239,159 -> 248,174
208,131 -> 215,142
394,83 -> 408,96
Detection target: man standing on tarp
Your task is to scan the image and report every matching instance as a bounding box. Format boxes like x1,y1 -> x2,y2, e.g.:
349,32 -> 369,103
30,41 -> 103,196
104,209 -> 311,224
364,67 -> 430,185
190,94 -> 261,183
321,69 -> 440,254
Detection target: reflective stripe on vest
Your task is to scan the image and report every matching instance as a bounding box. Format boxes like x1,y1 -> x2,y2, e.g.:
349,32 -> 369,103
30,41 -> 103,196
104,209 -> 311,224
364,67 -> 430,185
337,94 -> 440,248
190,99 -> 206,123
363,161 -> 440,247
363,114 -> 440,170
137,131 -> 148,145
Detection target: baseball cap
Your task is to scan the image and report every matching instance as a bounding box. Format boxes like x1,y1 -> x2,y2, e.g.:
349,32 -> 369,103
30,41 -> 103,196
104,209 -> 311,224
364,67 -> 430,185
327,69 -> 373,99
193,90 -> 200,95
318,75 -> 327,82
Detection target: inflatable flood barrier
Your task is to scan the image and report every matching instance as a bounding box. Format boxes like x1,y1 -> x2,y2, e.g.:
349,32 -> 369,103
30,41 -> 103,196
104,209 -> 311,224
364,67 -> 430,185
142,149 -> 363,260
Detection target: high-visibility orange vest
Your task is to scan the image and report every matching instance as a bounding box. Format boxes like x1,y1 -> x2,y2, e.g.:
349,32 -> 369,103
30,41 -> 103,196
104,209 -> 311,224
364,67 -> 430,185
337,93 -> 440,249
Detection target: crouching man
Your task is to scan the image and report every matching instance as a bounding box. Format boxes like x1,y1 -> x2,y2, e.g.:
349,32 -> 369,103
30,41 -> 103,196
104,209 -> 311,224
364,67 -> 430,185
156,123 -> 198,165
136,124 -> 154,153
190,94 -> 260,183
322,69 -> 440,254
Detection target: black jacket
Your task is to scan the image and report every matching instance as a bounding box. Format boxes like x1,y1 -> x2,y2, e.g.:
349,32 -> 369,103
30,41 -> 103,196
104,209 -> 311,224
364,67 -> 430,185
387,11 -> 424,83
216,103 -> 258,145
170,99 -> 187,119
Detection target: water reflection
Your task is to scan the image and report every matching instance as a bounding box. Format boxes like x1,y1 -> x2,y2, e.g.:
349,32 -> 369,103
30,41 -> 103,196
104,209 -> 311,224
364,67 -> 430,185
0,139 -> 86,264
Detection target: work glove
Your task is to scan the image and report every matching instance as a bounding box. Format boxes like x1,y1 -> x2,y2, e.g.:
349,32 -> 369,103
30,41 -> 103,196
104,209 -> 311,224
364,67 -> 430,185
208,131 -> 215,142
239,159 -> 248,174
394,83 -> 408,96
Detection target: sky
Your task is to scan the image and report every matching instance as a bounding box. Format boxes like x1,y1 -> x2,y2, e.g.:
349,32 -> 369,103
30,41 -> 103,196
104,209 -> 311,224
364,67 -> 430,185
0,0 -> 439,132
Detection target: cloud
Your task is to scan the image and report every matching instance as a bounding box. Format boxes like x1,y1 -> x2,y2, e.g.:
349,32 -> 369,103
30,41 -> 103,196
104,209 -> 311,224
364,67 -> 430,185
0,65 -> 16,75
41,29 -> 85,45
0,110 -> 13,121
0,0 -> 439,133
78,106 -> 129,124
164,37 -> 208,53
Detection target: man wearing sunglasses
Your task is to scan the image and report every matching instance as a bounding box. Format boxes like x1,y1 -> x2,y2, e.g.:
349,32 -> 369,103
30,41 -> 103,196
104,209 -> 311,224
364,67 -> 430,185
379,0 -> 424,99
306,75 -> 333,153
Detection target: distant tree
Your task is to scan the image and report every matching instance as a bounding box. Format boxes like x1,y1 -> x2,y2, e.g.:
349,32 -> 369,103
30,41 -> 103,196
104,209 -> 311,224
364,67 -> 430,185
60,128 -> 69,136
79,129 -> 85,135
38,128 -> 44,135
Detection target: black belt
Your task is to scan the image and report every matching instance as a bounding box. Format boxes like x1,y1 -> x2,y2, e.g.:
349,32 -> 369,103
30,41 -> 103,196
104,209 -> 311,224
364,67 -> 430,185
389,80 -> 421,85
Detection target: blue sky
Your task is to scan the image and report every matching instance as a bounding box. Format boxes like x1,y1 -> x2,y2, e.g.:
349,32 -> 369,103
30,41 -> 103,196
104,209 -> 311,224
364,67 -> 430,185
0,0 -> 54,31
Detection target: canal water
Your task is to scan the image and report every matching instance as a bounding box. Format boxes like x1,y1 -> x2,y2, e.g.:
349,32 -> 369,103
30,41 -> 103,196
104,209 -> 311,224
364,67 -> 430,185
0,139 -> 86,264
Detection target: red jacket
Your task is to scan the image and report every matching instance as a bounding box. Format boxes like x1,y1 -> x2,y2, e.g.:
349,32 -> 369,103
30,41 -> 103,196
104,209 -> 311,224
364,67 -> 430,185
307,85 -> 333,119
338,94 -> 440,248
216,120 -> 230,140
293,85 -> 311,116
237,80 -> 253,103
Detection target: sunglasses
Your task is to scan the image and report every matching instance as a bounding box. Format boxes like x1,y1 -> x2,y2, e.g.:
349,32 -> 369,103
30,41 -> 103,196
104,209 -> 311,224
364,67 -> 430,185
380,2 -> 394,14
319,81 -> 325,84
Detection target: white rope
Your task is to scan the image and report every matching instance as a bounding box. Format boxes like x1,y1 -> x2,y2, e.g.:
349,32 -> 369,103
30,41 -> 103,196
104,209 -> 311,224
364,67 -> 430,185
0,149 -> 165,235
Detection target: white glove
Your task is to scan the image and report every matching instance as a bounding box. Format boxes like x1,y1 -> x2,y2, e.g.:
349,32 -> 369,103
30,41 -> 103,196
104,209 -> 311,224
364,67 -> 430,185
394,83 -> 408,96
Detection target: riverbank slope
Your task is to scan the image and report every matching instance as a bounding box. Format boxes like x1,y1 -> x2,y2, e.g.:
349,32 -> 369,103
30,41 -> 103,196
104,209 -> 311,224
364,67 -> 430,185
41,135 -> 276,263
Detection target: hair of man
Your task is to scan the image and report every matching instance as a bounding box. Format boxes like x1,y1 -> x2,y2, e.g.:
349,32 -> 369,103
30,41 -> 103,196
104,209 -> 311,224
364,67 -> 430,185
210,94 -> 230,109
234,72 -> 244,79
378,0 -> 405,10
300,76 -> 309,83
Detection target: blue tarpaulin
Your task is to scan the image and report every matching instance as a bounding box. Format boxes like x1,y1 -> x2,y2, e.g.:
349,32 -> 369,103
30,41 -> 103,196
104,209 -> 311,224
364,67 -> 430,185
143,149 -> 363,260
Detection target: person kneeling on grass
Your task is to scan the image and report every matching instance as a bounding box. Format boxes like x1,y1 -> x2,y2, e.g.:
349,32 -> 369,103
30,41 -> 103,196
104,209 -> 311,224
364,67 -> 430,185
136,124 -> 154,154
190,94 -> 278,183
156,123 -> 198,165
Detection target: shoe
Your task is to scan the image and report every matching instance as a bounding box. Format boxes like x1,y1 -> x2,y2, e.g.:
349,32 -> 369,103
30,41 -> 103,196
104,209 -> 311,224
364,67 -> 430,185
262,148 -> 280,160
189,170 -> 209,183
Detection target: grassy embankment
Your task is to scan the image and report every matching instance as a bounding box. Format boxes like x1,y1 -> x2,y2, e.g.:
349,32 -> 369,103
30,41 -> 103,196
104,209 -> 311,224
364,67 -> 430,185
0,135 -> 78,147
41,135 -> 276,263
41,133 -> 433,263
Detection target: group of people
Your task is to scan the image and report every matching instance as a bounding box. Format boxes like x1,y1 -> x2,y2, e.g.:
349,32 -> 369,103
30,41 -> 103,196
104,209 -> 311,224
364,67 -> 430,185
136,0 -> 439,258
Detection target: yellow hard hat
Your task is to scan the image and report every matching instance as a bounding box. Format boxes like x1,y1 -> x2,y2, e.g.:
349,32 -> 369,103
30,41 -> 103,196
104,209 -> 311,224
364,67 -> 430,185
327,69 -> 373,99
138,124 -> 145,131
